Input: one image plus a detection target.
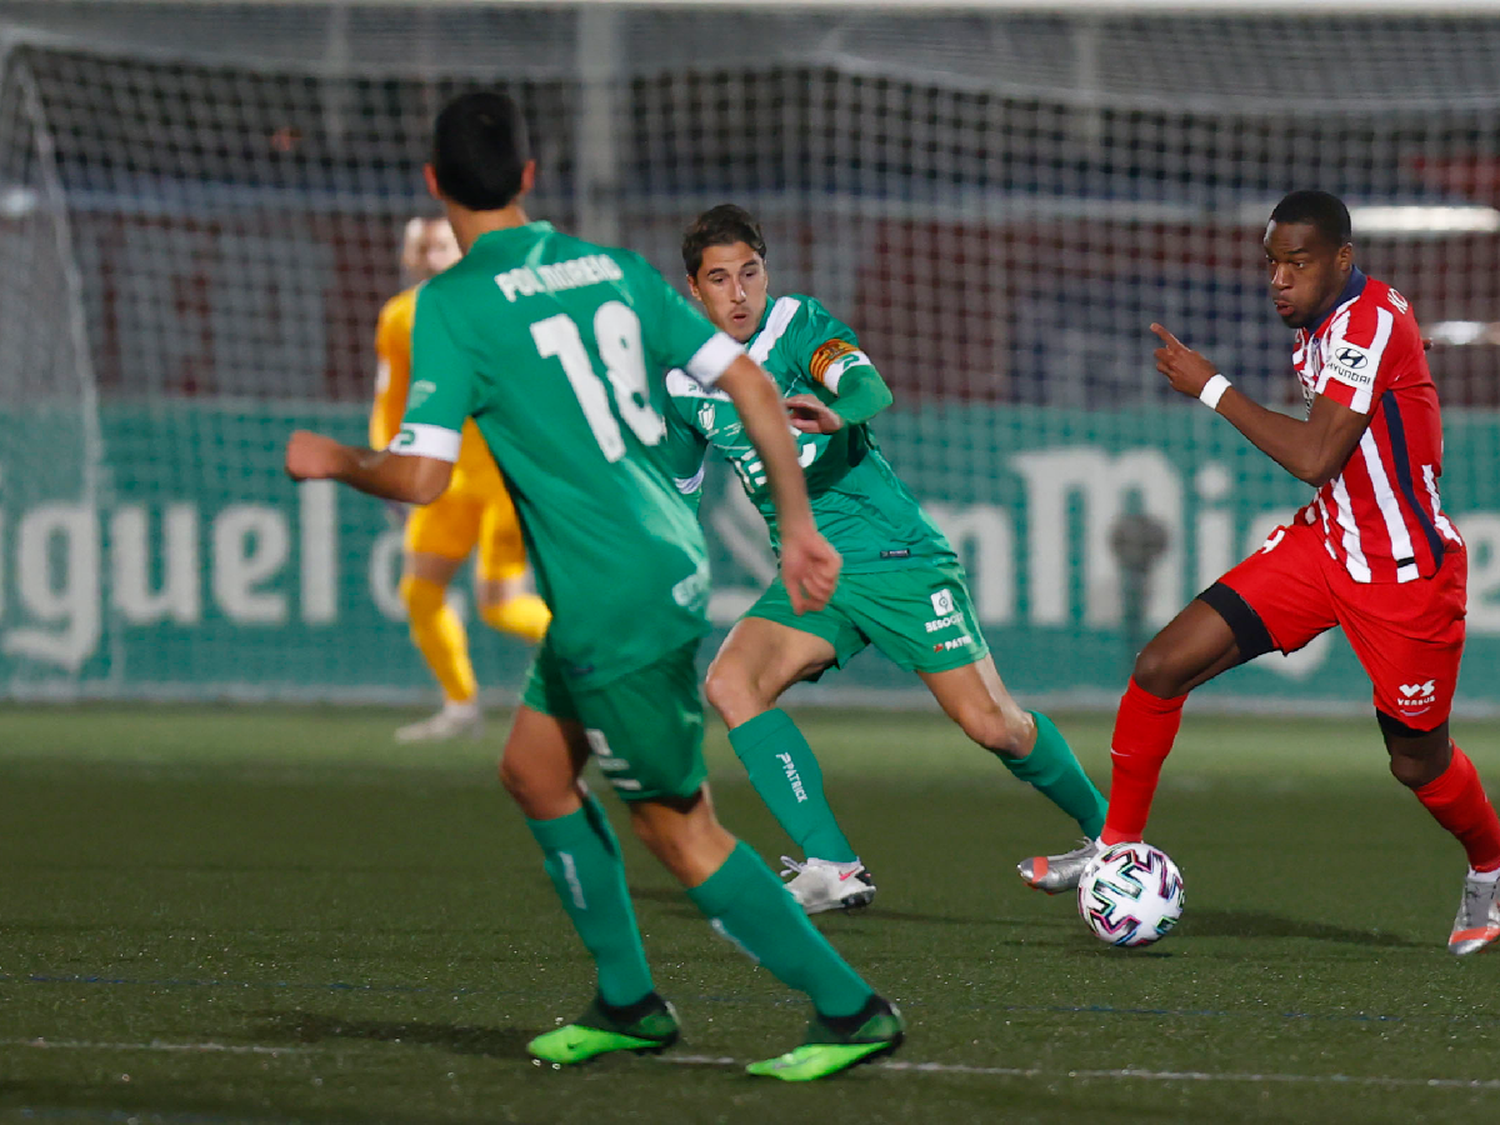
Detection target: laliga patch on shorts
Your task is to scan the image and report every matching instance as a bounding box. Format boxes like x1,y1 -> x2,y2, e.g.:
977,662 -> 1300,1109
924,588 -> 966,635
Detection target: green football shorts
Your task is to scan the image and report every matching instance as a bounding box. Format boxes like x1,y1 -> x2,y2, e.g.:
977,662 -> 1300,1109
747,558 -> 989,675
521,639 -> 706,802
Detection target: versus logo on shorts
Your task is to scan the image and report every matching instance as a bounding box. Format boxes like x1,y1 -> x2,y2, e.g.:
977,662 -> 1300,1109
1396,678 -> 1438,715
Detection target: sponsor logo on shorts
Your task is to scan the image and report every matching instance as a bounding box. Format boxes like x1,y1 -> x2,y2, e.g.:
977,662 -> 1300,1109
1397,678 -> 1438,716
925,612 -> 965,634
880,549 -> 911,560
587,728 -> 641,791
1259,527 -> 1287,554
933,634 -> 973,653
672,561 -> 710,610
777,752 -> 808,802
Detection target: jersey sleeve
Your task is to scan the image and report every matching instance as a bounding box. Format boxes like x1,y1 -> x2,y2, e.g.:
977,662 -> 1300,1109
620,251 -> 744,387
659,374 -> 711,512
390,283 -> 479,463
1317,297 -> 1398,415
369,295 -> 412,450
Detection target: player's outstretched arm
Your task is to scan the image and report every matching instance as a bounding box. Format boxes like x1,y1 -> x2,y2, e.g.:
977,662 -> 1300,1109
786,366 -> 894,434
285,430 -> 453,504
1149,323 -> 1369,487
716,356 -> 841,613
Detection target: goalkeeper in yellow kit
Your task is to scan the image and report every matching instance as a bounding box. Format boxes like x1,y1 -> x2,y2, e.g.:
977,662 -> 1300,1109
371,216 -> 550,741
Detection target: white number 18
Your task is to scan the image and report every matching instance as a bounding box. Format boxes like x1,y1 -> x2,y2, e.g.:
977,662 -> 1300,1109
530,301 -> 665,462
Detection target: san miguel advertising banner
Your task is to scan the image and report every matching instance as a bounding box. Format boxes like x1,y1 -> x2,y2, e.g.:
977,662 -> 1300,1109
5,402 -> 1500,709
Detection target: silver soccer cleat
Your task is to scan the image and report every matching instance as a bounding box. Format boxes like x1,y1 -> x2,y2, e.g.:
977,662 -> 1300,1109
1448,870 -> 1500,956
395,702 -> 485,743
1017,838 -> 1105,895
780,856 -> 877,915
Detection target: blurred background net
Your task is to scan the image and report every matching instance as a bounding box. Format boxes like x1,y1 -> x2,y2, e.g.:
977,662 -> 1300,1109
4,1 -> 1500,705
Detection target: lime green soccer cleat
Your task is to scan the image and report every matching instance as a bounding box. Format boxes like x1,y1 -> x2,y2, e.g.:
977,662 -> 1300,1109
747,995 -> 904,1081
527,993 -> 680,1065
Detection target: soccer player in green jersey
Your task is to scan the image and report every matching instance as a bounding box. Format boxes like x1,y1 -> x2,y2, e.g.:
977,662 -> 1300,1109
283,94 -> 901,1081
662,205 -> 1108,912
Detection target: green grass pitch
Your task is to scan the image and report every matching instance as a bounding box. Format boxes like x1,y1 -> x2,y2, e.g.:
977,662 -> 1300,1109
0,704 -> 1497,1123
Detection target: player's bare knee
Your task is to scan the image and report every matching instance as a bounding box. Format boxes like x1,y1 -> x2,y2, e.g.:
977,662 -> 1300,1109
1132,643 -> 1186,699
703,658 -> 758,724
962,706 -> 1029,757
498,754 -> 558,812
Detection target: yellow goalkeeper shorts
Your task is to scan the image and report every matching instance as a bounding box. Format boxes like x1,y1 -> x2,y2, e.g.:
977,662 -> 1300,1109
404,479 -> 528,582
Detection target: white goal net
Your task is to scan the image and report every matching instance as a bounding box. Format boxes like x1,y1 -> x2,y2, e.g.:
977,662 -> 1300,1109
3,2 -> 1500,709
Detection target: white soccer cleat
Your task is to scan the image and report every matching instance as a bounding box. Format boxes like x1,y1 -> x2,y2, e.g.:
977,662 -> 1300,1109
780,856 -> 877,915
395,701 -> 484,743
1448,868 -> 1500,956
1016,838 -> 1105,895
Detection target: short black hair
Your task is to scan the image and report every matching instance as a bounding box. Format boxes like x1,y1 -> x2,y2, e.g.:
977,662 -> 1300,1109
431,91 -> 531,211
1270,190 -> 1352,250
682,204 -> 767,277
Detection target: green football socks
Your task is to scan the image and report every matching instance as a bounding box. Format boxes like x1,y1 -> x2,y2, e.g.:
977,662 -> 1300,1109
729,708 -> 857,862
525,795 -> 655,1009
688,841 -> 872,1018
1002,711 -> 1108,839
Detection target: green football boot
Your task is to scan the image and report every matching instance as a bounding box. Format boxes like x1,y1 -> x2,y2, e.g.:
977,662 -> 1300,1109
746,994 -> 904,1081
527,992 -> 680,1065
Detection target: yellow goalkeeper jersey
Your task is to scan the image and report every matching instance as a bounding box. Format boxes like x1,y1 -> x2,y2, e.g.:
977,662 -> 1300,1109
370,286 -> 502,494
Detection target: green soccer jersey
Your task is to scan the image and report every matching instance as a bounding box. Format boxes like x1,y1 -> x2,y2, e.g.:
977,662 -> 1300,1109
661,294 -> 953,572
395,221 -> 745,687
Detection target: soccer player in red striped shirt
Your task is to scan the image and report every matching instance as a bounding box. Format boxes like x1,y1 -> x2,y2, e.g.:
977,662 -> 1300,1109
1018,190 -> 1500,954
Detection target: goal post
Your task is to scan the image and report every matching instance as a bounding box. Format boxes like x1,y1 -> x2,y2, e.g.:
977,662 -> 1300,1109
3,3 -> 1500,710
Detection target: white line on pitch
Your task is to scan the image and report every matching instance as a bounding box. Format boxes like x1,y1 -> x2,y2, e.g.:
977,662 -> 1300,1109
0,1038 -> 310,1055
662,1054 -> 1500,1089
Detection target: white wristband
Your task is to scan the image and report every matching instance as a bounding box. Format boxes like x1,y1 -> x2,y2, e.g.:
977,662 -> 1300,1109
1199,373 -> 1231,411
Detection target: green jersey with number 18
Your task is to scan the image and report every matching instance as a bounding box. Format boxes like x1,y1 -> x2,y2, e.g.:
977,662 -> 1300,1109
661,294 -> 953,572
394,221 -> 744,688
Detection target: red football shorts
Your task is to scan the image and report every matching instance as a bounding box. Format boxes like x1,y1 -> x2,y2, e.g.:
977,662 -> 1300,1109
1216,520 -> 1467,730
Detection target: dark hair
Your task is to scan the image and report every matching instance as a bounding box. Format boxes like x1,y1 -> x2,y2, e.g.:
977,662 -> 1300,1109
431,91 -> 531,211
1270,190 -> 1352,249
682,204 -> 767,277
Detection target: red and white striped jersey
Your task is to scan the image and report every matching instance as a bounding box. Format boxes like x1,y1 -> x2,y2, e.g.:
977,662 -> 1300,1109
1291,268 -> 1462,584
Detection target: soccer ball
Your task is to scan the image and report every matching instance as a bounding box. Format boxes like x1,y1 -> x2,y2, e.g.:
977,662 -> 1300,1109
1077,841 -> 1185,947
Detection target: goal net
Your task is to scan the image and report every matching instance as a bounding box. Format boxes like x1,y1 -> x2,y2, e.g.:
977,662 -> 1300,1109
4,2 -> 1500,709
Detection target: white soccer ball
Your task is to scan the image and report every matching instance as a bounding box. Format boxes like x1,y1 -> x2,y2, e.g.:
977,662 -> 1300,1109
1077,841 -> 1185,947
